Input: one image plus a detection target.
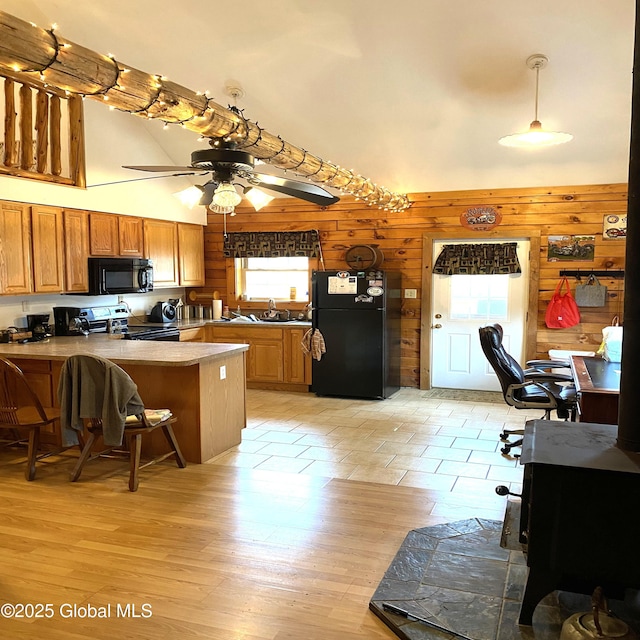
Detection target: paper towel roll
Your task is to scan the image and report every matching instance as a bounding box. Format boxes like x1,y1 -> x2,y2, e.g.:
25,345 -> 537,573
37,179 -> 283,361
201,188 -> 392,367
212,299 -> 222,320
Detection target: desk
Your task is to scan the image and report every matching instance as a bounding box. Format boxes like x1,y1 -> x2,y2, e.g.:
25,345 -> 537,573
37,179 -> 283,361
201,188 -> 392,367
570,355 -> 620,424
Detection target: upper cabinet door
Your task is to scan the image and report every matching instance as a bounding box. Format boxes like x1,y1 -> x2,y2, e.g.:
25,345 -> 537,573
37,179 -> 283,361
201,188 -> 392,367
89,212 -> 119,256
63,209 -> 89,293
118,216 -> 143,257
31,205 -> 65,293
178,223 -> 205,287
0,201 -> 33,295
144,219 -> 179,287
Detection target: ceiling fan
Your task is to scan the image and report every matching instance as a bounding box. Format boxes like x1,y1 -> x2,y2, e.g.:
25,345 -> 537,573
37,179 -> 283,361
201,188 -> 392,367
123,140 -> 340,210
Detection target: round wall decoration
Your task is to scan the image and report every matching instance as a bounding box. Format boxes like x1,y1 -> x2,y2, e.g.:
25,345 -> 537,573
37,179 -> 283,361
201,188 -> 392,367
460,206 -> 502,231
344,244 -> 384,269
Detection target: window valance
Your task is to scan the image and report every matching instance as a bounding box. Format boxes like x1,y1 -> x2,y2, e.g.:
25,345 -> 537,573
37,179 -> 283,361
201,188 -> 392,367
433,242 -> 521,275
223,231 -> 321,258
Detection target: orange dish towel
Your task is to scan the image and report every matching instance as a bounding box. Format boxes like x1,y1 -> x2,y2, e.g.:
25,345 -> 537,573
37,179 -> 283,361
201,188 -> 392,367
301,328 -> 326,361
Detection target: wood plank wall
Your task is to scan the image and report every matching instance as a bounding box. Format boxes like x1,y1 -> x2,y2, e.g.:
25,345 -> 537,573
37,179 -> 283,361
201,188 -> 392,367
202,182 -> 627,388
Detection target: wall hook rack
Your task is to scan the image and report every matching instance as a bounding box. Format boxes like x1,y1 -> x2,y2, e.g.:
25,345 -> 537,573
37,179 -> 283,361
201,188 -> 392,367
559,269 -> 625,279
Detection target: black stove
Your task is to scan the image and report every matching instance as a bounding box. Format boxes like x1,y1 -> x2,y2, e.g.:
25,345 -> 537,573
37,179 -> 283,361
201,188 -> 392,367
123,325 -> 180,341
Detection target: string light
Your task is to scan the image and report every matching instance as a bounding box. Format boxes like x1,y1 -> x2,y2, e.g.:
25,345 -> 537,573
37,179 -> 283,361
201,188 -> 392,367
7,19 -> 411,212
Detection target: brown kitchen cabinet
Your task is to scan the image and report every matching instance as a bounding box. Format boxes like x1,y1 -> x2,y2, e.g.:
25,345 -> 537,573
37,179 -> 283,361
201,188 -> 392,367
90,212 -> 143,257
207,326 -> 283,383
206,325 -> 311,390
284,327 -> 312,385
144,219 -> 180,287
118,216 -> 144,256
179,327 -> 205,342
63,209 -> 90,293
0,201 -> 33,294
145,219 -> 205,288
89,212 -> 119,255
31,205 -> 65,293
178,223 -> 205,286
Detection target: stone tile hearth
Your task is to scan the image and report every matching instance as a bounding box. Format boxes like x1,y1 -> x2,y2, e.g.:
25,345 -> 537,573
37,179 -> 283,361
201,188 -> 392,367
369,518 -> 640,640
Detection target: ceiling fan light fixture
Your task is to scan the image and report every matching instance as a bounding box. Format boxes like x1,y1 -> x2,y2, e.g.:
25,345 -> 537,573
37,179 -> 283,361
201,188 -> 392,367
244,186 -> 274,211
173,185 -> 203,208
211,203 -> 236,216
499,54 -> 573,148
212,181 -> 242,208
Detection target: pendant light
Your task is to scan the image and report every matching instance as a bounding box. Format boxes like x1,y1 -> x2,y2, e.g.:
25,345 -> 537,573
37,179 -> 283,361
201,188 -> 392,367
499,54 -> 573,148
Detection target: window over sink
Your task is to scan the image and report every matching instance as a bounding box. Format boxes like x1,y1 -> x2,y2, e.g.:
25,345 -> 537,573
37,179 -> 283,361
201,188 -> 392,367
235,257 -> 309,302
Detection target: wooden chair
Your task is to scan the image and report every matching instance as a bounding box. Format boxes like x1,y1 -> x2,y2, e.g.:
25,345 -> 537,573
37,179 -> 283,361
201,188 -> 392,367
59,354 -> 186,491
0,356 -> 63,480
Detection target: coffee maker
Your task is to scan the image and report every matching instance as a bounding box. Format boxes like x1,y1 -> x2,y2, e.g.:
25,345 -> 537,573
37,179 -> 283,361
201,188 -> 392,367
27,314 -> 52,341
52,307 -> 91,336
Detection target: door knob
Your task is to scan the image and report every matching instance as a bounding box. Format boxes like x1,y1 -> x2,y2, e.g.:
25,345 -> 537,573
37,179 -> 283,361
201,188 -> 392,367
432,324 -> 442,329
435,314 -> 442,319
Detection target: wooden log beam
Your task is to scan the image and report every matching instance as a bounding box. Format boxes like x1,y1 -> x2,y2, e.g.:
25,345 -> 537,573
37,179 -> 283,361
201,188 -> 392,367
68,94 -> 85,188
35,88 -> 48,173
50,94 -> 61,176
19,82 -> 33,170
0,10 -> 410,211
3,77 -> 16,166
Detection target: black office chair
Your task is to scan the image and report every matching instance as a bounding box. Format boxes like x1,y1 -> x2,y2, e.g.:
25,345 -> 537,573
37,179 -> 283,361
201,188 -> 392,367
479,324 -> 577,455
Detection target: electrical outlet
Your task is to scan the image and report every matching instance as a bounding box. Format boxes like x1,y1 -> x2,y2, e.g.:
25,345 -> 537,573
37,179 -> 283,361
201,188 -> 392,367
220,365 -> 226,380
404,289 -> 417,299
21,300 -> 29,311
118,296 -> 125,304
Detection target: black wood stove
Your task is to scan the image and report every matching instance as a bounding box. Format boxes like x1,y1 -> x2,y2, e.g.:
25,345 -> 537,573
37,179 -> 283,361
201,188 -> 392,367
517,420 -> 640,625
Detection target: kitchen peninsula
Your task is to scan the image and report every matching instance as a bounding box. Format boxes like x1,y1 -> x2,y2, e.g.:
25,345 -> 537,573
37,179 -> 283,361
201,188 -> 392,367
0,336 -> 248,463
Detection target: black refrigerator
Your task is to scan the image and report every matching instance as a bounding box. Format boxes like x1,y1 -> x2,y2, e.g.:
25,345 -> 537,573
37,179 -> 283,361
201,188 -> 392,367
311,269 -> 401,399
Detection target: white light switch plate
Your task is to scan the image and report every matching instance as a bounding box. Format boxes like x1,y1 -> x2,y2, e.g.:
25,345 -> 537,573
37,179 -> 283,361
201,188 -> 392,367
220,365 -> 226,380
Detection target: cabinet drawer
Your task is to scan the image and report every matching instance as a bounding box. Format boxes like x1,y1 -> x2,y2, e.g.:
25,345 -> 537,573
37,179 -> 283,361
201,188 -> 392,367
209,326 -> 284,341
179,328 -> 205,342
10,358 -> 51,374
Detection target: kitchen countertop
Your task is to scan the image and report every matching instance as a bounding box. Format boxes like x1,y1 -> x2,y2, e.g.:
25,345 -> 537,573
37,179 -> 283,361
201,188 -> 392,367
0,334 -> 248,367
150,319 -> 312,330
205,319 -> 312,328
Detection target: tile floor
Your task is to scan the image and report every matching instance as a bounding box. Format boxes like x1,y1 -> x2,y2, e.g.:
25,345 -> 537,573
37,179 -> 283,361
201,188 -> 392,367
211,387 -> 550,495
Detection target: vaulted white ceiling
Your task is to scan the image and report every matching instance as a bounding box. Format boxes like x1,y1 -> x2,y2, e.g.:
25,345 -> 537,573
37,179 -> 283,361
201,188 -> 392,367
2,0 -> 635,198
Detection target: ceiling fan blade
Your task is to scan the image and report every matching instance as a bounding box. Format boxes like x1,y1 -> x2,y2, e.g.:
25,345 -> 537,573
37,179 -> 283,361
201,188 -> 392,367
250,173 -> 340,206
122,165 -> 200,173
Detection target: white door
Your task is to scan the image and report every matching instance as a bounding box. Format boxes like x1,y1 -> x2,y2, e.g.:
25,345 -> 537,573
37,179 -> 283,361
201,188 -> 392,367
430,239 -> 530,391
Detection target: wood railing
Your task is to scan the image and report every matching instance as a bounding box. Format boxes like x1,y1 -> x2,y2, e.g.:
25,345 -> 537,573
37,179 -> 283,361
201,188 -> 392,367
1,72 -> 85,187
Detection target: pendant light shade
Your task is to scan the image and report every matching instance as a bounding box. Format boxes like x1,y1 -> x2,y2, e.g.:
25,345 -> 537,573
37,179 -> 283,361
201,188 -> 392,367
173,185 -> 203,208
499,54 -> 573,148
243,186 -> 275,211
212,182 -> 242,207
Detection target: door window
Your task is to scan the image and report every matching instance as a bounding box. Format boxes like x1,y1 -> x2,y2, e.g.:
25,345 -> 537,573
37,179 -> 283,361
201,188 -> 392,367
450,275 -> 509,320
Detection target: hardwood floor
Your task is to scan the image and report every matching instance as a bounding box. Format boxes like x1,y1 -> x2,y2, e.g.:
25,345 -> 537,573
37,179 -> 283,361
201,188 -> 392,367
0,388 -> 531,639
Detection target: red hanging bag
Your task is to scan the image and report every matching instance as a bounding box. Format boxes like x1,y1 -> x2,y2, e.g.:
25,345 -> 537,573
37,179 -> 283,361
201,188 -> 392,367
545,277 -> 581,328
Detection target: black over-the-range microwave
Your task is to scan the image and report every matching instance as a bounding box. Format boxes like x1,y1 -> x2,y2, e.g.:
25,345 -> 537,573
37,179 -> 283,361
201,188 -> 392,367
87,257 -> 153,295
